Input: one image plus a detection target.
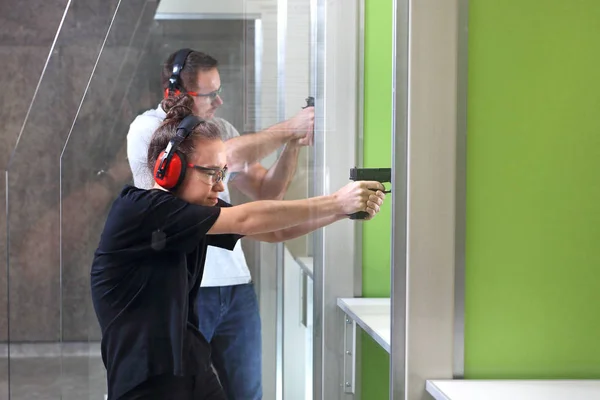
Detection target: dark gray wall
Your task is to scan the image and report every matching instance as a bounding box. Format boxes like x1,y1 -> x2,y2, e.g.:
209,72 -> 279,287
1,0 -> 255,342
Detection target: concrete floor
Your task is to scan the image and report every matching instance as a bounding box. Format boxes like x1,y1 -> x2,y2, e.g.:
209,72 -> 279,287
0,356 -> 106,400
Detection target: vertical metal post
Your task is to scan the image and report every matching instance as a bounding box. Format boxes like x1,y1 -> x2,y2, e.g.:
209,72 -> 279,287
313,0 -> 360,399
453,0 -> 469,379
390,0 -> 410,397
311,0 -> 326,397
353,2 -> 366,397
354,0 -> 365,299
307,0 -> 318,258
5,171 -> 11,399
255,19 -> 263,134
392,0 -> 460,398
276,0 -> 288,398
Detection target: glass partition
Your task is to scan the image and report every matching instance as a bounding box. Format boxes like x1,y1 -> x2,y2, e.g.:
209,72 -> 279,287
3,0 -> 270,399
66,4 -> 265,400
4,0 -> 122,398
311,0 -> 364,398
0,0 -> 480,398
60,1 -> 159,398
1,0 -> 359,398
1,172 -> 6,399
274,0 -> 366,398
281,0 -> 314,397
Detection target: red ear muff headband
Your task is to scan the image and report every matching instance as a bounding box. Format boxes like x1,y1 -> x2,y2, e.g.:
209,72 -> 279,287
154,115 -> 205,191
164,48 -> 193,99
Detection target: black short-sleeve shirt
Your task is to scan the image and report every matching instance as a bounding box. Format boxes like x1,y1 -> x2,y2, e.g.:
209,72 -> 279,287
90,186 -> 241,400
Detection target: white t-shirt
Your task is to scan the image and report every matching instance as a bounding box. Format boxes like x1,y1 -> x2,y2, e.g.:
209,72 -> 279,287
126,105 -> 252,287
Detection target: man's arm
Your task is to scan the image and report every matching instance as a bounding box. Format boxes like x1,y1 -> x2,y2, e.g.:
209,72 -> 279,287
229,140 -> 302,200
224,107 -> 313,172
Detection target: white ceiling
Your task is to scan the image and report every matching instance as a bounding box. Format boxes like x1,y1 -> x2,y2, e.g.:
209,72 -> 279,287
155,0 -> 262,20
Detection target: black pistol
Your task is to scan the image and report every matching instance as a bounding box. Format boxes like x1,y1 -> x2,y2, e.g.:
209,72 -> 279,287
303,96 -> 314,108
349,167 -> 392,220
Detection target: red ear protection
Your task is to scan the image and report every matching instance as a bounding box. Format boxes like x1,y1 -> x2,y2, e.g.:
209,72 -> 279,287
153,150 -> 187,190
154,115 -> 205,191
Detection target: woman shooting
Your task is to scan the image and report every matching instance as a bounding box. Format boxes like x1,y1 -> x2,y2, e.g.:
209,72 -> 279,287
91,95 -> 386,400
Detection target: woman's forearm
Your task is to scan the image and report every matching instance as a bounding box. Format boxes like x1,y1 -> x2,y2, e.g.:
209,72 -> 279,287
237,195 -> 341,234
210,180 -> 382,237
213,195 -> 342,236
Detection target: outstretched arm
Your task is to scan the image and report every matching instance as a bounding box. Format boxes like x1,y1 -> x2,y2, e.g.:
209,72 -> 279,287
249,189 -> 385,242
224,107 -> 313,173
207,181 -> 386,238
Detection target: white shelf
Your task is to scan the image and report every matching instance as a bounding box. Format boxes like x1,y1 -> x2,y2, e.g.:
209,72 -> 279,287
296,256 -> 314,279
426,380 -> 600,400
337,297 -> 390,353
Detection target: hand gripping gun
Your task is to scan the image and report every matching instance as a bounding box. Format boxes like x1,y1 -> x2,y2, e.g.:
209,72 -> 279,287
349,167 -> 392,220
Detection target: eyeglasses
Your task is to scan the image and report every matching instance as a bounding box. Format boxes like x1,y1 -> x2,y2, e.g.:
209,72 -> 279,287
187,164 -> 228,185
187,86 -> 222,100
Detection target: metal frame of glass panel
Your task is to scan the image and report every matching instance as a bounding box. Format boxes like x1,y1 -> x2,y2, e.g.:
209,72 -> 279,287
312,0 -> 362,399
454,0 -> 469,380
311,0 -> 326,393
390,0 -> 409,396
276,0 -> 287,397
390,0 -> 464,398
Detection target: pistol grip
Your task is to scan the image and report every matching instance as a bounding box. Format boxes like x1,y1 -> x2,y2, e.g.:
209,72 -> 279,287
349,211 -> 369,220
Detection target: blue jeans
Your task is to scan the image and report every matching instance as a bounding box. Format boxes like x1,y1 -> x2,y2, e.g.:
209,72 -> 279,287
197,283 -> 262,400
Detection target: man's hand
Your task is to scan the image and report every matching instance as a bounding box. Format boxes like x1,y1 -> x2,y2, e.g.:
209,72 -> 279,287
286,106 -> 314,146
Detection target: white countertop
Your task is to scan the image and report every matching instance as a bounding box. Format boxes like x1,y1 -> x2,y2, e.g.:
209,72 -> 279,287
426,380 -> 600,400
296,256 -> 314,279
337,298 -> 391,353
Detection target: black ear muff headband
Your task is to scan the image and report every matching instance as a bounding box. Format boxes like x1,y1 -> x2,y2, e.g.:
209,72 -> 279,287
166,48 -> 193,97
154,115 -> 205,190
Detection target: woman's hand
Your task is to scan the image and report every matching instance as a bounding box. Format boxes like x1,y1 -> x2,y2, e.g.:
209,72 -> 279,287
333,181 -> 386,218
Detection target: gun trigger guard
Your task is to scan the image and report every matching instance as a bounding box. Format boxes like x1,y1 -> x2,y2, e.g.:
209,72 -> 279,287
368,187 -> 391,194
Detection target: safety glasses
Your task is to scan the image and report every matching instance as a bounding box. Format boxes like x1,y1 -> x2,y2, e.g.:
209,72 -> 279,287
187,86 -> 222,100
187,164 -> 228,185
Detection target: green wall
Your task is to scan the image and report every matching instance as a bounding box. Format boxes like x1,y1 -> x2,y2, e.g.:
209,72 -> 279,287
362,0 -> 393,398
465,0 -> 600,378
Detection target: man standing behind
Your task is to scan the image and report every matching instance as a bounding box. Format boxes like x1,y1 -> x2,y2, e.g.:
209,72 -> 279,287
126,49 -> 313,400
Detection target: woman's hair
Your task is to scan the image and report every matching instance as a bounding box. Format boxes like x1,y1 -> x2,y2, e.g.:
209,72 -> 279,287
147,94 -> 221,174
161,50 -> 219,92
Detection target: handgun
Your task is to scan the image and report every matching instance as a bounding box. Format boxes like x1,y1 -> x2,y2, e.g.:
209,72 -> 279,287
349,167 -> 392,220
302,96 -> 315,141
303,96 -> 315,108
